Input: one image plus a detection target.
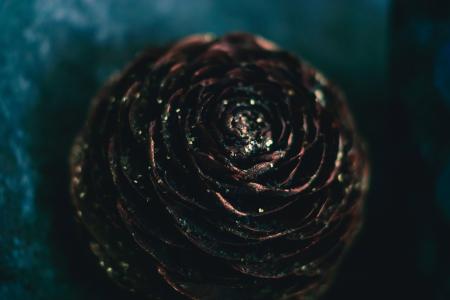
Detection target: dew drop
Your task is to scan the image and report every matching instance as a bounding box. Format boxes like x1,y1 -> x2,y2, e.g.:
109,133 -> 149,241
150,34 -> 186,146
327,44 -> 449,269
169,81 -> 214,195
74,165 -> 82,173
314,89 -> 325,106
120,262 -> 130,270
315,72 -> 327,84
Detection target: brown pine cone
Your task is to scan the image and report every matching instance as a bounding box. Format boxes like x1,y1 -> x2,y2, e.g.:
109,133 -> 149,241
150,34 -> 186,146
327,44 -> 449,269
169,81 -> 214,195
70,32 -> 369,300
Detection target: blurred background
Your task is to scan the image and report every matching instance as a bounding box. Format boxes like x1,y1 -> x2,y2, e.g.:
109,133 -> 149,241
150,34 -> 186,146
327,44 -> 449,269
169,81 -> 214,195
0,0 -> 449,299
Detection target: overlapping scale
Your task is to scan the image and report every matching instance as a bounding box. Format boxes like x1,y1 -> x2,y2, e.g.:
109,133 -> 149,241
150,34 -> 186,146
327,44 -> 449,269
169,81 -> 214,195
70,32 -> 369,300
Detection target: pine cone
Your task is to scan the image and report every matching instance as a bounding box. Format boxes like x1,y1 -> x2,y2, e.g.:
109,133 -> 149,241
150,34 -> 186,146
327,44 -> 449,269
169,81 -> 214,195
70,33 -> 369,300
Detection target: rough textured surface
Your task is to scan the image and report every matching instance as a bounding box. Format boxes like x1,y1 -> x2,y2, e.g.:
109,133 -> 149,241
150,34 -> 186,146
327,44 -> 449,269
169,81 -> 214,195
69,33 -> 368,299
3,1 -> 448,300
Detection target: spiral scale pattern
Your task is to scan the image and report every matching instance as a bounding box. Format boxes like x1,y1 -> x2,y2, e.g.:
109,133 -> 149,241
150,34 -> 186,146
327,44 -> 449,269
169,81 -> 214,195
70,33 -> 369,300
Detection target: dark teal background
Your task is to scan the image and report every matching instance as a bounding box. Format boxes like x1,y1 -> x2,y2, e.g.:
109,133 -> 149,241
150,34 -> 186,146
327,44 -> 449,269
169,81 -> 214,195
0,0 -> 449,299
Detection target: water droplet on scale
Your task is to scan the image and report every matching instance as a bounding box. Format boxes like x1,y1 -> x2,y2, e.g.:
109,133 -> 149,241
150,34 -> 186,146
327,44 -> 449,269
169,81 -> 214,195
120,261 -> 130,270
315,72 -> 327,85
314,89 -> 325,106
345,186 -> 352,194
74,165 -> 82,173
